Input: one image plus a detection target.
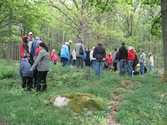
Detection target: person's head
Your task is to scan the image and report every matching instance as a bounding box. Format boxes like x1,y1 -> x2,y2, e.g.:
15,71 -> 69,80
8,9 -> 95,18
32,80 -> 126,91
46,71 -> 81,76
114,48 -> 117,51
65,42 -> 69,46
98,41 -> 103,45
28,32 -> 33,38
148,53 -> 152,57
36,40 -> 42,47
78,39 -> 83,43
22,36 -> 28,43
52,49 -> 55,52
35,36 -> 40,40
92,46 -> 95,50
39,42 -> 48,52
128,46 -> 133,51
140,49 -> 144,53
68,40 -> 72,45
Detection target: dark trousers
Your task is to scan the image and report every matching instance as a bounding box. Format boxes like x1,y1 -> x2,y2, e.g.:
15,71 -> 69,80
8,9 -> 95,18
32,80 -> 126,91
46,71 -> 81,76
37,71 -> 48,91
61,57 -> 68,67
76,57 -> 84,68
33,71 -> 37,88
22,76 -> 33,91
113,62 -> 117,72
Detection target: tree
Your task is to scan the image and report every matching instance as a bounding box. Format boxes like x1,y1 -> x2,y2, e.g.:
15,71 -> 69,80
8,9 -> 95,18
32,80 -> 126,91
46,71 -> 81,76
159,0 -> 167,83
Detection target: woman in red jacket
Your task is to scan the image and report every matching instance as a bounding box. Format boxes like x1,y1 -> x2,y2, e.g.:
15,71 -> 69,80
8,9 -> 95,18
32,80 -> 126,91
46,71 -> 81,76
127,46 -> 135,76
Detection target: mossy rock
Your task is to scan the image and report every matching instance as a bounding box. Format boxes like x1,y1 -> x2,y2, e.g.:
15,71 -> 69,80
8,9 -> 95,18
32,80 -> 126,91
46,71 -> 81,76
49,92 -> 104,113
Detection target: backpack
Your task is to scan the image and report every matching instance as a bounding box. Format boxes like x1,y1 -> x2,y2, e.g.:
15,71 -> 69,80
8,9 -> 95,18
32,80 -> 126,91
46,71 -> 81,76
115,52 -> 119,60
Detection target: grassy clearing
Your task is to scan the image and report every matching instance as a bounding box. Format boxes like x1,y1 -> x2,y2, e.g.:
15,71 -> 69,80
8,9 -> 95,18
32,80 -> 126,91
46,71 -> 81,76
0,59 -> 167,125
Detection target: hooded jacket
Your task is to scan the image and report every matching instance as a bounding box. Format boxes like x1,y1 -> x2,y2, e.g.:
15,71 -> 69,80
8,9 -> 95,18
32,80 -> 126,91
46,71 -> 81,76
20,36 -> 30,58
127,49 -> 135,61
19,58 -> 33,77
60,44 -> 69,59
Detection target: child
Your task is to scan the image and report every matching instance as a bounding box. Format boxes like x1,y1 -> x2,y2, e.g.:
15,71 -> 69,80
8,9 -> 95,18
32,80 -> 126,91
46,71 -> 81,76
50,49 -> 58,65
19,58 -> 33,91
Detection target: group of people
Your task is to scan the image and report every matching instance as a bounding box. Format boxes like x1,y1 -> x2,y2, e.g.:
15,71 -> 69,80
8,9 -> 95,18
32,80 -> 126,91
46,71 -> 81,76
59,39 -> 106,76
59,40 -> 154,77
19,32 -> 52,91
19,33 -> 154,91
116,42 -> 154,76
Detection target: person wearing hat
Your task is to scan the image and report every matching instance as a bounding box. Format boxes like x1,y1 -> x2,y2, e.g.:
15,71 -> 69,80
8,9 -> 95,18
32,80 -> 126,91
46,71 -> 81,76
27,32 -> 34,65
118,42 -> 128,76
60,42 -> 70,67
126,46 -> 135,76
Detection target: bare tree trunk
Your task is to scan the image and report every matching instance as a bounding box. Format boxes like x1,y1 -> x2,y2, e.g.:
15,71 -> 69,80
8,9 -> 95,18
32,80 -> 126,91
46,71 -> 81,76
158,0 -> 167,83
7,8 -> 12,65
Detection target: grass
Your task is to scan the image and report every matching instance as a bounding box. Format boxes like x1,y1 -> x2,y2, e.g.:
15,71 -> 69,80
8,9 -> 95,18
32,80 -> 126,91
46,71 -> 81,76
0,59 -> 167,125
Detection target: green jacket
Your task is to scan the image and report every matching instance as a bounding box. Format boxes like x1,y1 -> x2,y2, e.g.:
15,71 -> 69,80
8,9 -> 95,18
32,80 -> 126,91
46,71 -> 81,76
31,48 -> 50,71
75,42 -> 84,57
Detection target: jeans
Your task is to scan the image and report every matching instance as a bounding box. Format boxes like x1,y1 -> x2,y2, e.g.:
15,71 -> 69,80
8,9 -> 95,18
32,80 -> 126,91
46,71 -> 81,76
149,65 -> 153,73
90,60 -> 95,69
61,57 -> 69,67
140,63 -> 145,75
127,60 -> 133,76
94,61 -> 104,76
72,60 -> 76,66
119,59 -> 126,76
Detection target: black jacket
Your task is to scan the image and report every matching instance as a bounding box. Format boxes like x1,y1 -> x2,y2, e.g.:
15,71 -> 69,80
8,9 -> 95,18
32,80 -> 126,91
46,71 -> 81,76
119,45 -> 127,60
93,44 -> 106,61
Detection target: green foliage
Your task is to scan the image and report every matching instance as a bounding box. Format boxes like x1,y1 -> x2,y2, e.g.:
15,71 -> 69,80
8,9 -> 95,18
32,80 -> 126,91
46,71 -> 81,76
0,60 -> 16,79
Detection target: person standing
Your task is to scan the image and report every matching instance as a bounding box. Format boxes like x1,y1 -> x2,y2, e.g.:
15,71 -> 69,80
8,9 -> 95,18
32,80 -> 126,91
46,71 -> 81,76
139,49 -> 146,75
19,58 -> 33,91
75,39 -> 84,68
118,42 -> 128,76
60,42 -> 70,67
27,32 -> 34,65
126,46 -> 135,76
89,46 -> 95,69
30,42 -> 50,91
93,41 -> 106,76
67,40 -> 72,65
112,48 -> 118,72
148,53 -> 154,74
72,49 -> 77,66
31,36 -> 40,58
20,36 -> 30,59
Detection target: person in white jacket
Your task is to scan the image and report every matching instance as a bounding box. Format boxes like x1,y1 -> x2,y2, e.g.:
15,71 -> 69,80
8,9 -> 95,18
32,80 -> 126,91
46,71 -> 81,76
148,53 -> 154,73
89,46 -> 95,69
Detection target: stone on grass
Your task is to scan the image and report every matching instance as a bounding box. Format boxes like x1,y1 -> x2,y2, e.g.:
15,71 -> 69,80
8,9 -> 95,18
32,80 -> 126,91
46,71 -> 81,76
54,96 -> 70,107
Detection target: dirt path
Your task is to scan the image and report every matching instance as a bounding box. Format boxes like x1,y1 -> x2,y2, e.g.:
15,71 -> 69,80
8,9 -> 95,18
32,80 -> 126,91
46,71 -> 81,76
106,93 -> 121,125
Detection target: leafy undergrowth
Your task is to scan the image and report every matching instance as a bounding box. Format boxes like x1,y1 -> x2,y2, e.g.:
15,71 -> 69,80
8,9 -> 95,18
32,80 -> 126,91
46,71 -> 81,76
0,59 -> 167,125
